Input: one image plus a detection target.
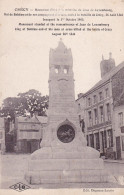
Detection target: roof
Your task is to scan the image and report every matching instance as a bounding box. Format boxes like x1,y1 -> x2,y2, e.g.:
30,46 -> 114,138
17,116 -> 40,123
77,61 -> 124,99
36,116 -> 47,124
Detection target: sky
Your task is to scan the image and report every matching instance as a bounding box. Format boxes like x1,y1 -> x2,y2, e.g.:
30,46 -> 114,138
0,0 -> 124,106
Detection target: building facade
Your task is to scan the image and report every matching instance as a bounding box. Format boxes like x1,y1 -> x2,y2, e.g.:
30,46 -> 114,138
113,105 -> 124,159
76,55 -> 124,159
0,118 -> 5,154
5,118 -> 16,153
15,115 -> 47,153
112,65 -> 124,159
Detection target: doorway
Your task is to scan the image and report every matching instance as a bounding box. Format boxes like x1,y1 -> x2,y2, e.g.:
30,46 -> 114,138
116,136 -> 121,160
27,141 -> 31,153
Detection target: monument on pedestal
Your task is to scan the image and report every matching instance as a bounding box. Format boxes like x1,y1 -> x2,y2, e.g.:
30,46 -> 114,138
25,40 -> 108,184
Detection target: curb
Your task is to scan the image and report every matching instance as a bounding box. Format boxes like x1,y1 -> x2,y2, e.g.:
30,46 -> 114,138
104,160 -> 124,164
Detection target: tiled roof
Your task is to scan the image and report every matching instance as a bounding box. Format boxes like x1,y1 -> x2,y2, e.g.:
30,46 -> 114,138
36,116 -> 47,124
17,116 -> 40,123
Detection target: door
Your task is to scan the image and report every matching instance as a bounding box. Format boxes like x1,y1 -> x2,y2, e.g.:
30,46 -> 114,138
89,134 -> 94,148
100,131 -> 105,155
27,141 -> 31,153
31,140 -> 39,153
116,136 -> 121,160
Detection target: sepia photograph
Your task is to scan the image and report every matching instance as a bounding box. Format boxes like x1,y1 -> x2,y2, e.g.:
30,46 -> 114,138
0,0 -> 124,194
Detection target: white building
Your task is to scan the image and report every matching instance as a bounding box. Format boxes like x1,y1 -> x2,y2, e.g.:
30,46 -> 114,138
76,55 -> 124,159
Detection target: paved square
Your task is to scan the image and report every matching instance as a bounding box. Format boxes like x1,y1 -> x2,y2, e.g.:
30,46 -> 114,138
0,154 -> 124,189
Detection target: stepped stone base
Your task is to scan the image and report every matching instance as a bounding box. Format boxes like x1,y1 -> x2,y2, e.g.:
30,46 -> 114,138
25,169 -> 108,184
25,147 -> 109,184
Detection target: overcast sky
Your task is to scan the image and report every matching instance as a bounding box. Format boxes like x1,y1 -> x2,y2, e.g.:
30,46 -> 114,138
0,0 -> 124,106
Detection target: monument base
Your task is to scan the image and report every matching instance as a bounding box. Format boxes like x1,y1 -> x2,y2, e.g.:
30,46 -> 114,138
25,146 -> 109,184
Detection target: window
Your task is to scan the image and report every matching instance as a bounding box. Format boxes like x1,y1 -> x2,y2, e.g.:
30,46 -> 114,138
80,119 -> 85,133
0,132 -> 2,139
55,68 -> 59,73
89,134 -> 94,148
88,111 -> 92,127
99,92 -> 103,101
105,88 -> 109,98
64,68 -> 68,74
122,136 -> 124,151
106,103 -> 111,121
93,95 -> 97,104
99,106 -> 104,123
63,66 -> 69,74
108,129 -> 113,147
104,131 -> 107,148
118,112 -> 123,127
79,115 -> 81,124
95,133 -> 100,150
94,108 -> 98,124
55,65 -> 60,74
86,135 -> 89,146
88,111 -> 92,119
88,97 -> 91,106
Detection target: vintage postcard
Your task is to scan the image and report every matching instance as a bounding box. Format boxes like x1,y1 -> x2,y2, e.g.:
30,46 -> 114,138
0,0 -> 124,195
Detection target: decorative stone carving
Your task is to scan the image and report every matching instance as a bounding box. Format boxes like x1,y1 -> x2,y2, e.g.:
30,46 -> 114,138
57,124 -> 75,143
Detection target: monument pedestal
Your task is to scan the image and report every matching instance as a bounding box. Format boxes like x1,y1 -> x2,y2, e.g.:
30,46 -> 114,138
25,146 -> 108,184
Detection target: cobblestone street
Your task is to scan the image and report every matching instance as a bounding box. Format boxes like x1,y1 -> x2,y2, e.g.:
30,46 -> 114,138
0,153 -> 124,189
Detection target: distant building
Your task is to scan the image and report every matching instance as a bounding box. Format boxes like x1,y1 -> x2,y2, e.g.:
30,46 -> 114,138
36,115 -> 47,128
0,118 -> 5,154
4,118 -> 16,153
76,54 -> 124,159
15,115 -> 47,153
113,105 -> 124,159
112,65 -> 124,159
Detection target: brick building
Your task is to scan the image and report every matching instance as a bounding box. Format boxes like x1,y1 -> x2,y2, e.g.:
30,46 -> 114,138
76,54 -> 124,159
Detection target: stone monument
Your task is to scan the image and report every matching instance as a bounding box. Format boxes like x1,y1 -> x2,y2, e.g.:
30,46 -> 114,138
25,40 -> 108,184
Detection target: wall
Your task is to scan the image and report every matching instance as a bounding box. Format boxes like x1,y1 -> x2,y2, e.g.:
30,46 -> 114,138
17,122 -> 42,140
112,67 -> 124,107
113,105 -> 124,159
0,118 -> 5,154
